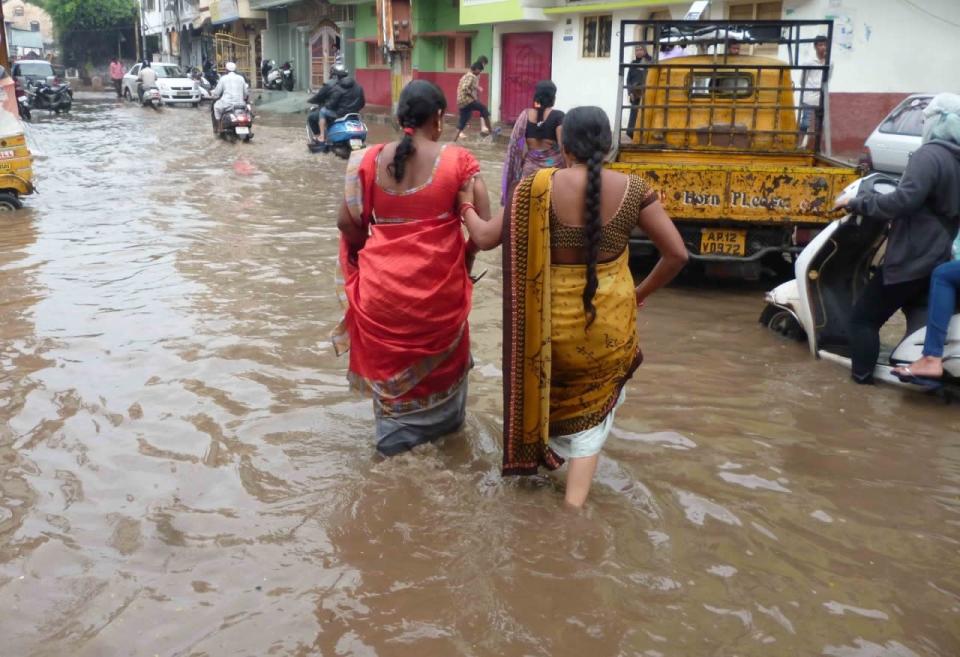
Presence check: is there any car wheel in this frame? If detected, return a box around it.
[0,193,22,211]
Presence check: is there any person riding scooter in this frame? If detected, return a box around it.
[835,92,960,385]
[307,65,365,148]
[137,61,157,103]
[211,62,249,135]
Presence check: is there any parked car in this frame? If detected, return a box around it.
[858,94,932,175]
[122,63,200,106]
[12,59,56,88]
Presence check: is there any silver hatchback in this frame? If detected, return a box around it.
[859,94,932,175]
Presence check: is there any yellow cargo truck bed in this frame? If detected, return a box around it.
[610,151,858,227]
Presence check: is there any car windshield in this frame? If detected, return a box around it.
[17,62,53,78]
[879,97,930,137]
[154,65,184,78]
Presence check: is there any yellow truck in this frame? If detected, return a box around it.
[613,19,858,278]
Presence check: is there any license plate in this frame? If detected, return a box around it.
[235,126,250,135]
[176,92,191,97]
[349,139,362,149]
[700,229,746,256]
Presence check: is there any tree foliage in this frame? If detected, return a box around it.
[26,0,139,66]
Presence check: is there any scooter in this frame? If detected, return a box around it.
[213,102,254,142]
[140,85,162,110]
[262,61,295,91]
[759,173,960,392]
[306,110,368,159]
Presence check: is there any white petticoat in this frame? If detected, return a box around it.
[548,389,626,460]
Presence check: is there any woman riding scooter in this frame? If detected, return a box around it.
[887,94,960,387]
[836,92,960,385]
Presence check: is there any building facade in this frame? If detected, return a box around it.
[349,0,493,113]
[462,0,960,153]
[2,0,54,53]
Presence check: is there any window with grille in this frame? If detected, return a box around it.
[582,15,612,58]
[728,2,783,56]
[30,21,39,32]
[14,6,24,16]
[445,36,472,70]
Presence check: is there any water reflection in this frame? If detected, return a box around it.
[0,94,957,657]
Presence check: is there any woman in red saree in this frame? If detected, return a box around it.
[333,80,500,456]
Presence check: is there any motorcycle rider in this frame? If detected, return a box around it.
[260,58,274,88]
[203,60,219,88]
[137,61,157,103]
[307,65,365,148]
[211,62,250,134]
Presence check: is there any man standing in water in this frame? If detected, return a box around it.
[109,58,125,99]
[454,58,491,142]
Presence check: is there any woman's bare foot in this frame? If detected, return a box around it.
[892,355,944,379]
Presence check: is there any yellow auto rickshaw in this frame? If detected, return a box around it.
[0,65,34,210]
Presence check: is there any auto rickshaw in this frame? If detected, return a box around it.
[0,65,34,210]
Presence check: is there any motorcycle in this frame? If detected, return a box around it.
[25,78,72,114]
[140,85,162,109]
[262,60,295,91]
[15,81,31,120]
[191,69,212,102]
[307,110,368,159]
[213,102,254,142]
[759,173,960,393]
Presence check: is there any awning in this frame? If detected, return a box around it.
[416,30,478,38]
[544,0,665,14]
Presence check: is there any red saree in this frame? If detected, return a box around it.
[333,144,480,415]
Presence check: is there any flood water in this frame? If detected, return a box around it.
[1,93,958,657]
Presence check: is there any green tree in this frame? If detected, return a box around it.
[29,0,138,67]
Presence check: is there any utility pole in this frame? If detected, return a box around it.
[0,0,9,70]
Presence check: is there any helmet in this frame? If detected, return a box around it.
[331,64,348,78]
[225,62,237,72]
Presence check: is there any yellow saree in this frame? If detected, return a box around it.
[502,169,643,475]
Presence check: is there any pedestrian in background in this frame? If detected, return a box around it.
[109,58,125,99]
[501,80,565,205]
[454,58,491,142]
[798,35,829,148]
[625,45,652,140]
[837,92,960,385]
[333,80,499,455]
[501,107,686,506]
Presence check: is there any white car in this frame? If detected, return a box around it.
[122,62,201,106]
[859,94,932,175]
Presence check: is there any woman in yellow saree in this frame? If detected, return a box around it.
[501,106,688,507]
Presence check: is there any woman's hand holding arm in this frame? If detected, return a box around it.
[634,199,687,306]
[459,176,502,250]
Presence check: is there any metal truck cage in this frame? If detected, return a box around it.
[615,19,834,156]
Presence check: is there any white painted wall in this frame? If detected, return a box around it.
[781,0,960,94]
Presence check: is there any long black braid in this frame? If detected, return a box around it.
[387,80,447,183]
[560,106,613,327]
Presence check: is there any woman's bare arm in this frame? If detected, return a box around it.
[459,176,501,250]
[337,202,367,258]
[634,199,687,304]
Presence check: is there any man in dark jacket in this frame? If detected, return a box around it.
[308,66,366,146]
[838,121,960,383]
[625,45,652,139]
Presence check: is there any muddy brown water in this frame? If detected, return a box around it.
[0,94,958,657]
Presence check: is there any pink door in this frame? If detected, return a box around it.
[501,32,553,123]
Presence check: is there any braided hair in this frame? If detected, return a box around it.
[532,80,557,125]
[561,107,613,327]
[388,80,447,183]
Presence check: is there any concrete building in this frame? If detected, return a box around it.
[349,0,493,111]
[461,0,960,153]
[2,0,54,54]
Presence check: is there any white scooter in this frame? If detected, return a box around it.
[759,173,960,392]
